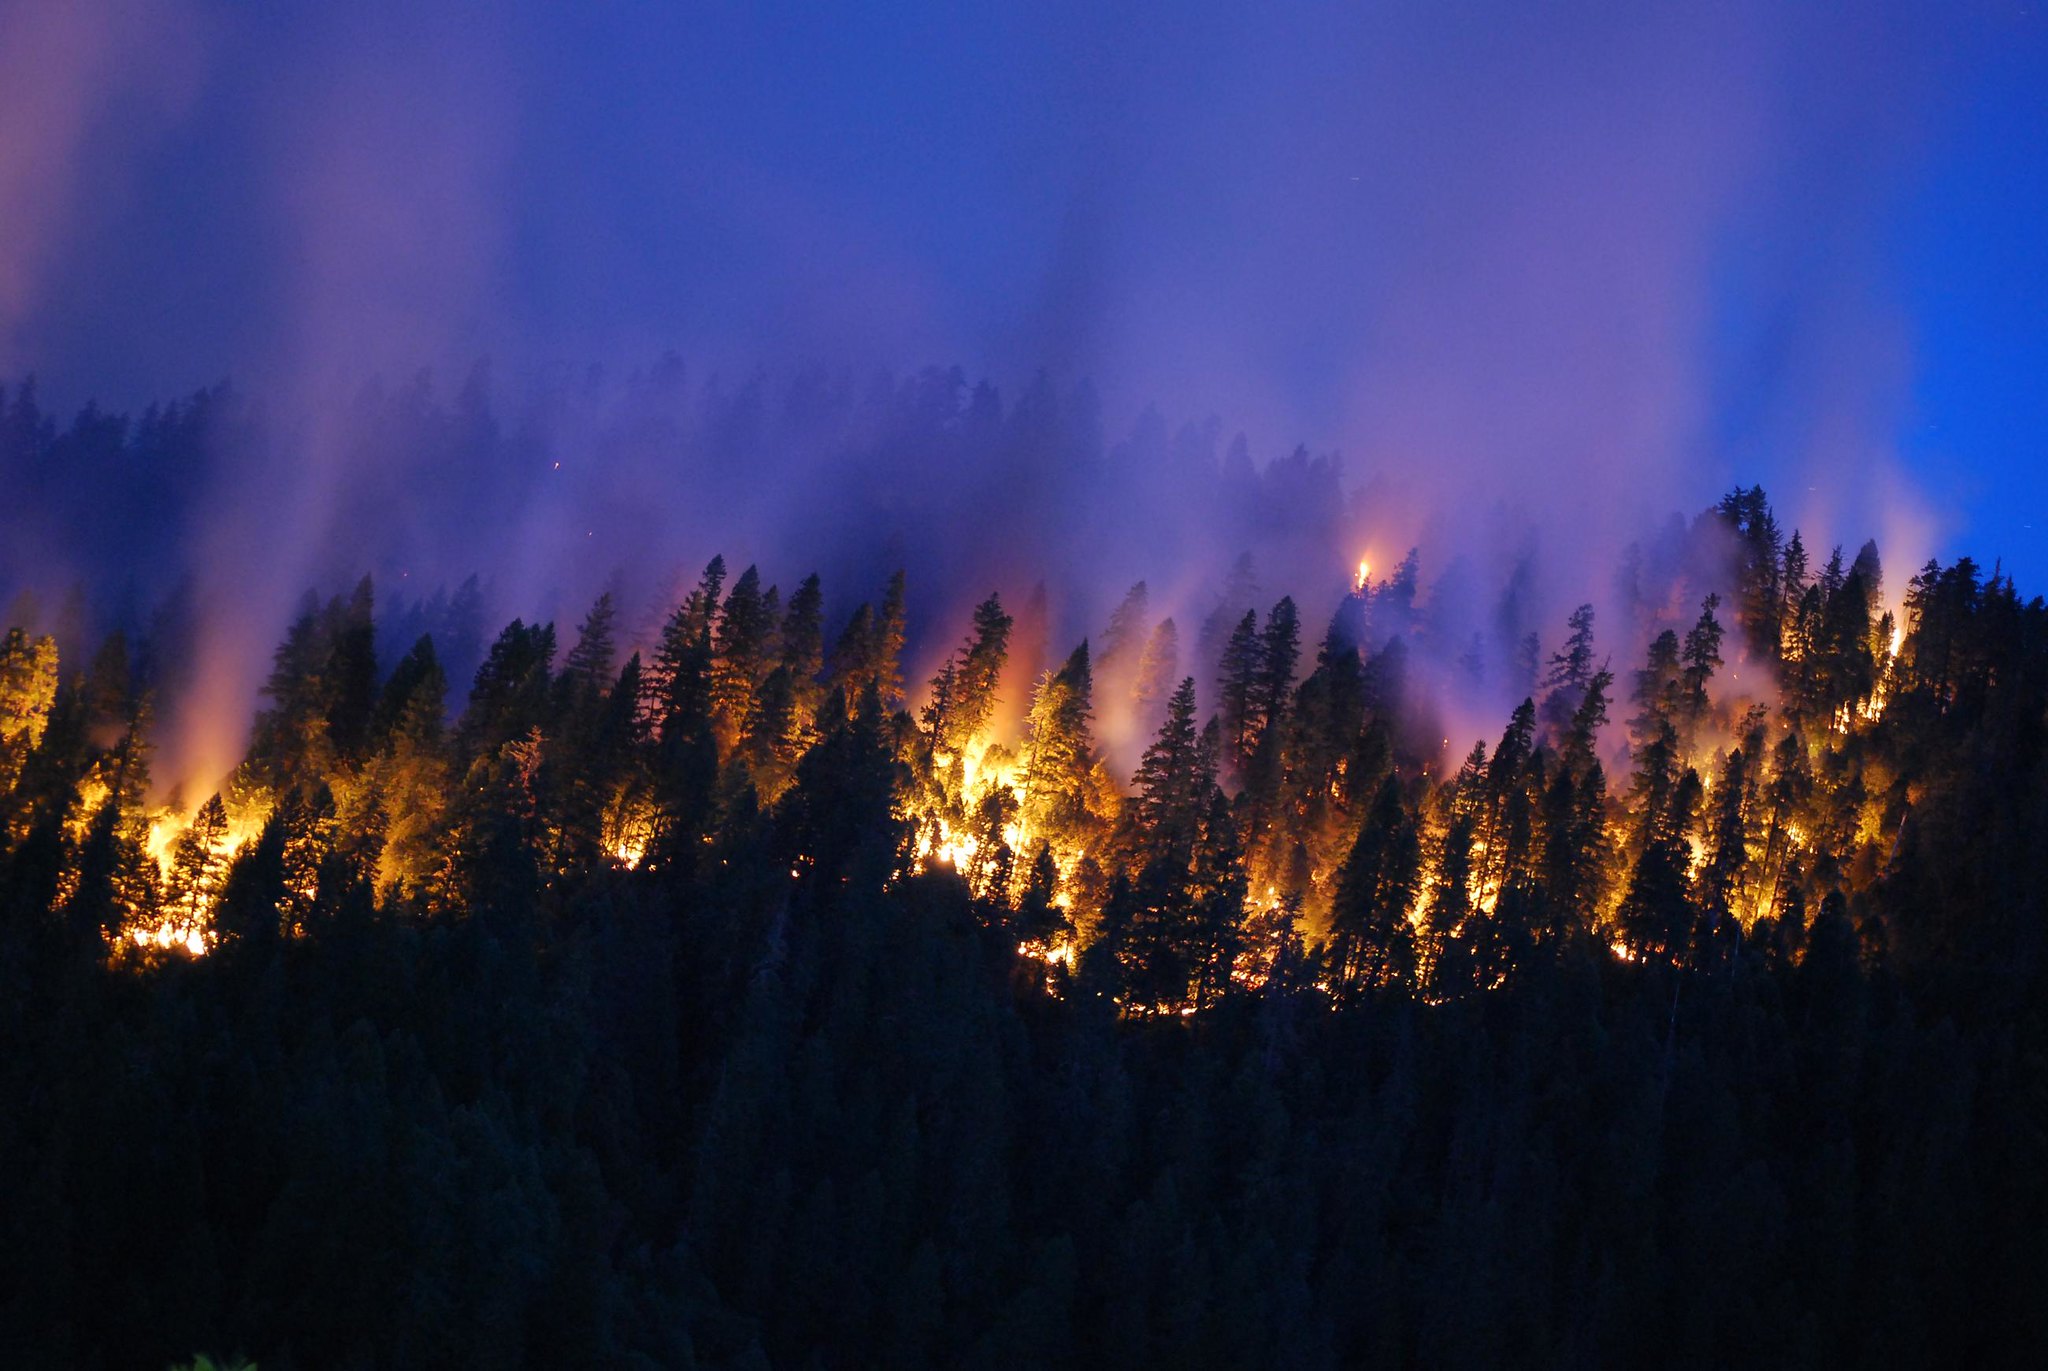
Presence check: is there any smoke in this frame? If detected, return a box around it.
[0,1,202,366]
[0,0,2027,793]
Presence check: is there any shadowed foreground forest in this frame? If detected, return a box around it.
[2,392,2046,1366]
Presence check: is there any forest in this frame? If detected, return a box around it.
[1,376,2046,1368]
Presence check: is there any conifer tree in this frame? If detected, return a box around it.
[1184,786,1248,1009]
[374,646,449,899]
[944,594,1013,755]
[1330,773,1420,997]
[1678,593,1725,742]
[1252,596,1302,751]
[457,619,557,762]
[779,574,825,688]
[1781,528,1811,639]
[325,576,377,761]
[1216,610,1262,773]
[1014,844,1063,948]
[1021,643,1099,860]
[246,594,333,788]
[1629,629,1682,753]
[1476,699,1538,907]
[712,566,777,756]
[1698,745,1754,931]
[0,628,59,793]
[1717,485,1784,660]
[876,569,908,710]
[162,793,230,929]
[1130,678,1214,871]
[1423,742,1488,992]
[1620,768,1703,960]
[646,555,726,722]
[212,807,289,955]
[825,570,909,715]
[1538,756,1609,936]
[562,590,618,699]
[1538,604,1597,736]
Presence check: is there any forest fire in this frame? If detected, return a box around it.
[0,436,2028,1370]
[5,0,2044,1359]
[0,484,1962,1010]
[125,799,272,957]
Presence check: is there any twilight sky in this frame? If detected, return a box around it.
[3,0,2046,583]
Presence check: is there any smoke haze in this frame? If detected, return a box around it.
[1,0,2043,785]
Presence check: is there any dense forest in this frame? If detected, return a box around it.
[2,376,2046,1367]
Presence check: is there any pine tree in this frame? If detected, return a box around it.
[213,808,290,955]
[1698,745,1754,932]
[1475,699,1538,908]
[875,569,908,710]
[646,555,726,722]
[828,603,877,713]
[374,647,449,899]
[709,566,778,757]
[1015,844,1064,948]
[1717,485,1784,660]
[1184,786,1248,1009]
[650,577,719,873]
[1540,668,1615,935]
[1422,743,1488,993]
[1330,773,1420,997]
[84,629,135,740]
[1559,667,1613,778]
[1629,629,1682,753]
[946,594,1013,754]
[1781,529,1810,632]
[1252,596,1302,751]
[1678,593,1725,742]
[1216,610,1262,774]
[325,575,377,761]
[1620,768,1703,960]
[1130,678,1214,871]
[825,570,908,714]
[246,594,332,788]
[162,793,230,930]
[1021,643,1099,860]
[1539,755,1610,937]
[0,628,59,793]
[562,590,618,698]
[457,619,557,762]
[1539,604,1596,736]
[780,574,825,685]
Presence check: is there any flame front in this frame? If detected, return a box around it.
[0,489,1960,1019]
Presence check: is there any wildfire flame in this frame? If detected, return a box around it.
[128,800,272,958]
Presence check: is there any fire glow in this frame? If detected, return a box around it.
[0,485,1949,1017]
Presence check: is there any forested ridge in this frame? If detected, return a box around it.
[2,377,2046,1366]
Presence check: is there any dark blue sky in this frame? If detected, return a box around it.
[4,0,2046,584]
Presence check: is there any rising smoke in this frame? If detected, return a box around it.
[0,0,2004,793]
